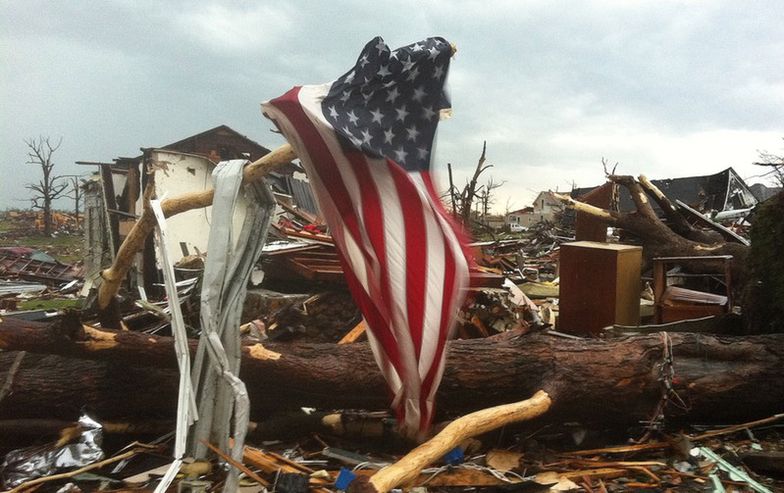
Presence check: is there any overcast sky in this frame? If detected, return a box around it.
[3,1,784,213]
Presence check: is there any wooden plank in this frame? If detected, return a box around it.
[291,259,341,268]
[468,270,506,288]
[338,320,367,344]
[675,199,750,246]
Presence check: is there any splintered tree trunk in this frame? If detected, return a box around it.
[555,175,750,281]
[0,318,782,427]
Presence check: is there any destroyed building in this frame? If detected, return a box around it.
[77,125,316,296]
[572,166,759,216]
[3,156,783,492]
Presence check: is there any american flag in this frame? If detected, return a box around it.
[262,36,470,439]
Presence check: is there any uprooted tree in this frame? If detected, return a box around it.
[555,172,784,334]
[554,174,750,280]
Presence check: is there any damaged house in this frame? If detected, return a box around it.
[506,191,562,230]
[572,167,759,218]
[78,125,316,295]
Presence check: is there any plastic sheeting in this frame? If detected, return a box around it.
[1,414,104,489]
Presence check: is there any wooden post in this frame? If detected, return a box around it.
[447,162,457,218]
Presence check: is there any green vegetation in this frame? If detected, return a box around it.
[744,192,784,333]
[18,298,83,311]
[0,212,83,264]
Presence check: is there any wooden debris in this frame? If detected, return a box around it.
[338,320,367,344]
[354,391,552,493]
[485,449,523,472]
[567,412,784,457]
[693,413,784,440]
[203,441,269,487]
[242,446,332,493]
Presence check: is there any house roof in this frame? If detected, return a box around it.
[572,167,757,213]
[104,125,301,174]
[533,190,560,203]
[161,124,266,155]
[161,125,303,175]
[749,183,783,202]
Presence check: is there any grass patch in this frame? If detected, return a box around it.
[18,298,83,311]
[0,213,83,264]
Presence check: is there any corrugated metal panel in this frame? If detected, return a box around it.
[287,177,320,216]
[0,280,47,295]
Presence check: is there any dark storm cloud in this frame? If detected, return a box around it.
[2,1,783,211]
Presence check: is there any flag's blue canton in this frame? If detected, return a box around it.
[322,36,452,172]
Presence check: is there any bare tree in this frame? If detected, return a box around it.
[24,136,68,235]
[64,175,87,227]
[445,143,508,235]
[478,176,505,222]
[754,142,784,187]
[450,141,493,227]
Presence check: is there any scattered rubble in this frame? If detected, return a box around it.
[1,157,783,492]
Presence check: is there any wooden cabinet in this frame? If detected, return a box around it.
[558,241,642,336]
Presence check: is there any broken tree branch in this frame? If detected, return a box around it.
[552,192,619,225]
[357,391,552,493]
[567,412,784,458]
[553,176,749,281]
[96,143,296,312]
[637,175,721,244]
[608,175,657,221]
[7,445,150,493]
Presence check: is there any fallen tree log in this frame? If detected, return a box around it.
[0,316,782,427]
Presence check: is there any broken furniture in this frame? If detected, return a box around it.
[652,255,733,324]
[558,241,642,336]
